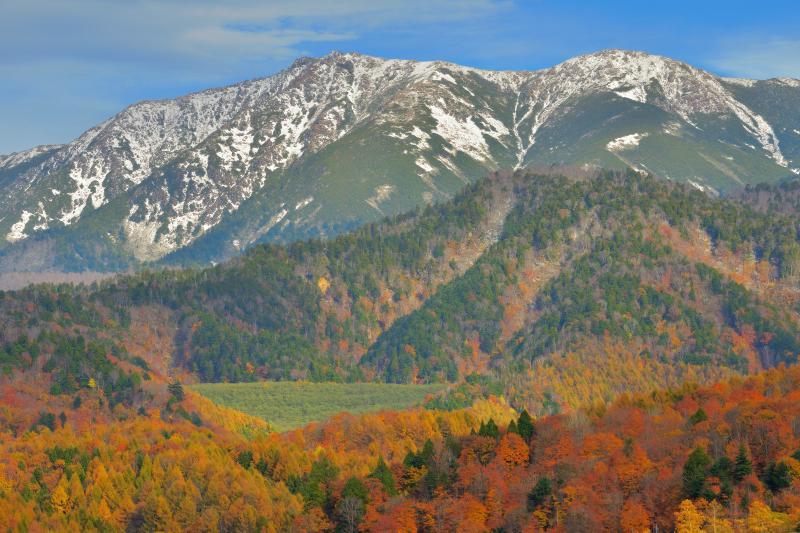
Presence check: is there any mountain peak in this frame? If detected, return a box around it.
[0,144,63,170]
[1,49,798,272]
[322,50,365,60]
[555,48,694,73]
[775,77,800,88]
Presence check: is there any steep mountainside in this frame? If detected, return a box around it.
[1,50,798,272]
[1,170,799,420]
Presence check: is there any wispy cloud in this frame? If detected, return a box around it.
[0,0,506,152]
[2,0,505,71]
[3,0,798,154]
[709,38,800,79]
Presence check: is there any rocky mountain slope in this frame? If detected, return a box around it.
[1,50,798,272]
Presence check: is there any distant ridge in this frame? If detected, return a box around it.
[0,49,798,272]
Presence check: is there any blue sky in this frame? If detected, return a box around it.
[2,0,799,153]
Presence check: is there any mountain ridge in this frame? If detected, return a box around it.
[1,49,799,272]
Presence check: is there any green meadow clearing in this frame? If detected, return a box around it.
[191,381,447,432]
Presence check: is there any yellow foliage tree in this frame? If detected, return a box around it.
[51,479,71,514]
[746,500,793,533]
[675,499,705,533]
[68,473,85,509]
[0,475,13,496]
[317,276,330,294]
[95,498,114,524]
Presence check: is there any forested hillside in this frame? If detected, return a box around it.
[1,169,799,426]
[1,168,800,530]
[4,352,800,530]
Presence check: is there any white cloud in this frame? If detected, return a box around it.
[0,0,507,152]
[1,0,504,68]
[709,38,800,80]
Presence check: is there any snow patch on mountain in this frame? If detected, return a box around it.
[280,99,312,160]
[416,156,436,174]
[663,122,682,136]
[429,105,491,161]
[721,77,757,87]
[607,133,649,152]
[430,71,457,85]
[164,199,214,249]
[32,203,50,231]
[479,113,511,142]
[410,126,431,151]
[512,84,575,167]
[261,208,288,235]
[723,97,788,167]
[366,184,396,213]
[775,78,800,88]
[6,211,33,242]
[688,179,718,195]
[295,197,314,210]
[0,145,62,170]
[60,163,107,225]
[614,86,648,103]
[217,122,255,172]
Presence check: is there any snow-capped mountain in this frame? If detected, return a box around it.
[1,49,799,272]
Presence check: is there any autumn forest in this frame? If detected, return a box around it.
[2,169,800,531]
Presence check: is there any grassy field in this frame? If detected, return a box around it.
[190,381,446,432]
